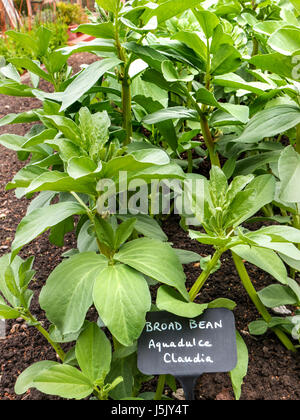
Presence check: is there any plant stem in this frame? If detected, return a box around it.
[154,374,166,400]
[189,247,225,301]
[231,251,296,352]
[200,114,221,168]
[187,149,193,173]
[121,76,133,145]
[184,89,220,167]
[24,311,65,361]
[114,9,132,146]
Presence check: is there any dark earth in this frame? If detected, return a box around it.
[0,53,299,401]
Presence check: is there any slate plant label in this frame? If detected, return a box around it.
[138,308,237,377]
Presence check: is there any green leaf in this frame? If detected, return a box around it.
[142,107,198,125]
[105,353,135,399]
[60,58,122,111]
[93,264,151,346]
[172,31,207,62]
[207,298,236,310]
[213,72,271,95]
[19,170,97,197]
[156,286,207,318]
[268,27,300,56]
[33,364,94,400]
[0,111,40,127]
[209,165,228,207]
[189,230,231,246]
[174,249,200,265]
[0,304,20,319]
[248,319,269,335]
[118,214,168,242]
[6,30,38,55]
[253,225,300,244]
[249,53,296,80]
[115,238,188,300]
[100,149,170,179]
[134,95,178,151]
[232,245,288,284]
[39,252,108,335]
[229,331,248,400]
[94,215,115,249]
[75,322,112,383]
[0,254,24,306]
[79,107,110,160]
[0,79,34,97]
[11,202,86,258]
[224,174,275,229]
[0,133,31,152]
[147,0,206,24]
[235,105,300,144]
[67,157,102,180]
[278,145,300,203]
[192,9,220,39]
[196,88,249,123]
[114,218,137,250]
[73,22,115,39]
[211,44,241,75]
[9,58,52,82]
[161,60,194,82]
[258,284,298,308]
[22,128,57,148]
[39,114,81,145]
[15,361,57,395]
[233,151,281,176]
[96,0,120,13]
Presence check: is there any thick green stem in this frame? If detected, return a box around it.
[122,77,133,145]
[200,114,221,168]
[25,312,65,361]
[114,9,132,146]
[154,374,166,400]
[189,247,225,301]
[185,89,220,167]
[187,149,193,173]
[231,251,296,352]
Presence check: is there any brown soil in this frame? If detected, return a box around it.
[0,53,299,401]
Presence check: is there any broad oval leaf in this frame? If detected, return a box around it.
[15,361,57,395]
[231,245,288,284]
[11,202,86,259]
[60,58,122,111]
[114,238,189,300]
[156,286,207,318]
[278,145,300,203]
[75,322,112,383]
[235,105,300,144]
[93,264,151,346]
[39,252,108,334]
[268,27,300,56]
[33,363,94,400]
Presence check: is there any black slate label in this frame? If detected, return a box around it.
[138,308,237,377]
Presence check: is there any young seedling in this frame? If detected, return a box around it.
[185,166,298,352]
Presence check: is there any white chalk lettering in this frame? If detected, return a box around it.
[189,319,223,330]
[145,321,182,332]
[163,352,214,364]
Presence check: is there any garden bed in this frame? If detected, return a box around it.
[0,52,299,401]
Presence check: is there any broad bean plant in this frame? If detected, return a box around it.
[0,0,299,401]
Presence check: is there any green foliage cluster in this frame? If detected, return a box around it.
[0,21,68,65]
[0,0,299,401]
[56,1,88,26]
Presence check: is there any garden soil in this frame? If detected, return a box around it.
[0,53,299,401]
